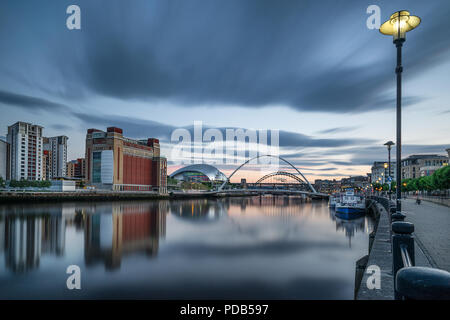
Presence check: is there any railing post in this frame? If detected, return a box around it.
[396,267,450,300]
[392,221,415,300]
[391,211,406,222]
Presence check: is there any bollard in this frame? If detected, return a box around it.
[392,221,415,300]
[391,211,406,222]
[396,267,450,300]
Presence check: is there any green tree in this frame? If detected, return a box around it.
[431,166,450,190]
[0,176,5,188]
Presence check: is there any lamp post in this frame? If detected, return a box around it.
[380,11,421,214]
[384,141,395,200]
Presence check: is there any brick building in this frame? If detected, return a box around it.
[85,127,167,193]
[66,158,86,179]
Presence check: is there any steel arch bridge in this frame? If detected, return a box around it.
[218,154,317,193]
[255,171,306,185]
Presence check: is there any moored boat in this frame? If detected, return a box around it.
[335,189,365,219]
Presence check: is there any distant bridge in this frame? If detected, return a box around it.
[255,171,306,184]
[218,155,322,197]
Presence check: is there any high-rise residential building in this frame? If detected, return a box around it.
[7,122,43,181]
[371,161,397,184]
[42,150,51,180]
[66,158,86,179]
[85,127,167,193]
[401,154,448,179]
[43,136,68,179]
[0,138,10,180]
[446,148,450,159]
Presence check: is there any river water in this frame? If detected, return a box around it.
[0,196,374,299]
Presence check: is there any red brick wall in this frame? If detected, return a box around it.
[123,154,153,185]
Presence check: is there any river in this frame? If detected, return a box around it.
[0,196,374,299]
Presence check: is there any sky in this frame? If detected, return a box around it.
[0,0,449,183]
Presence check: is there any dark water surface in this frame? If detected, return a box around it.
[0,196,374,299]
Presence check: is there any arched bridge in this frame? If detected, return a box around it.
[255,171,306,184]
[218,155,320,195]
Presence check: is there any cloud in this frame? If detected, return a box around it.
[316,144,450,166]
[316,126,359,135]
[71,112,376,148]
[0,89,68,112]
[3,1,448,114]
[49,124,72,131]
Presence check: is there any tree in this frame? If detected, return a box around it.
[431,166,450,190]
[0,176,5,188]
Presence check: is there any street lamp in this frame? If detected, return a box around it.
[384,141,394,200]
[380,11,421,214]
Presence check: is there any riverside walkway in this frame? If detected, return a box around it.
[356,197,436,300]
[403,198,450,272]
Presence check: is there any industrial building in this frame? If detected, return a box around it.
[85,127,167,193]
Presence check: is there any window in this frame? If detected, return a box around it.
[92,151,102,183]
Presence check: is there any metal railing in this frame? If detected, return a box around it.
[369,196,450,300]
[368,195,396,214]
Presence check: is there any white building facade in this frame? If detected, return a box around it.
[7,122,43,181]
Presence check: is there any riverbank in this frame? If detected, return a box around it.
[355,199,394,300]
[0,190,273,203]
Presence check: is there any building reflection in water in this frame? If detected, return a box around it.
[0,197,372,274]
[329,208,374,248]
[84,202,167,270]
[169,199,227,221]
[0,206,66,273]
[0,201,167,273]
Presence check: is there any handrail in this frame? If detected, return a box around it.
[400,244,412,268]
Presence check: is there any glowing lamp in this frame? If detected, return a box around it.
[380,11,421,42]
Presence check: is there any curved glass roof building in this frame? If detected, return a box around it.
[170,164,227,183]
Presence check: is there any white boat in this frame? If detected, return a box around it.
[335,189,365,219]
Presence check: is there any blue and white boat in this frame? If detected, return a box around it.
[335,189,365,219]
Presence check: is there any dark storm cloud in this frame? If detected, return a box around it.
[279,131,376,147]
[79,0,449,112]
[0,89,68,112]
[316,126,359,135]
[2,0,448,113]
[71,112,375,148]
[72,112,177,140]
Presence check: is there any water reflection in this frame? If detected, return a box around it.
[0,202,167,273]
[2,213,65,273]
[0,196,375,299]
[84,203,167,270]
[170,200,227,221]
[328,208,373,248]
